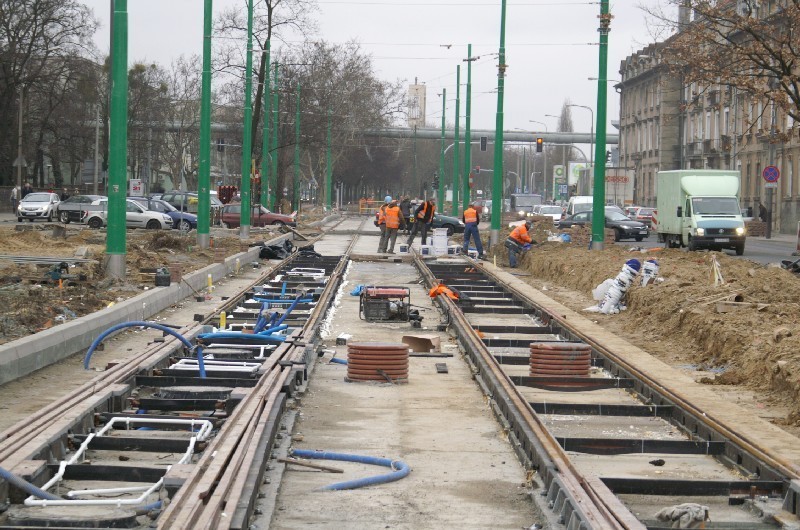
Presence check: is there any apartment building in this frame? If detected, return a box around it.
[618,1,800,233]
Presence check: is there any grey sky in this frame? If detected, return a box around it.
[81,0,659,142]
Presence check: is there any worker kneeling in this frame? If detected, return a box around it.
[505,220,534,268]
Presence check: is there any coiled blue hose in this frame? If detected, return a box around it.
[290,449,410,491]
[0,466,61,500]
[82,321,205,377]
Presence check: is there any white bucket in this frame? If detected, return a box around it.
[399,244,409,254]
[420,245,433,256]
[447,245,461,255]
[467,249,479,259]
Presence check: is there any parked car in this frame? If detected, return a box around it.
[85,199,174,230]
[633,207,656,227]
[221,203,296,228]
[160,191,224,215]
[557,210,650,241]
[56,195,106,223]
[430,213,465,235]
[535,205,564,224]
[129,196,198,232]
[17,192,60,222]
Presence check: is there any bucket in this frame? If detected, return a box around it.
[155,267,171,287]
[467,249,479,259]
[447,245,461,255]
[420,245,433,256]
[399,244,409,254]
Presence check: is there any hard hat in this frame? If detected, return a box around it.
[384,195,392,203]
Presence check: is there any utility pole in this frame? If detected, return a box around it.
[590,0,611,250]
[197,0,213,250]
[106,0,128,279]
[490,0,508,246]
[93,105,100,194]
[439,88,446,204]
[463,44,474,211]
[326,108,332,210]
[260,40,271,209]
[293,82,301,212]
[453,65,461,215]
[270,63,279,210]
[16,85,25,192]
[239,0,254,239]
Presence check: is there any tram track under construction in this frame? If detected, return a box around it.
[0,214,799,529]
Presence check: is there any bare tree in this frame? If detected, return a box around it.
[0,0,98,184]
[655,1,800,135]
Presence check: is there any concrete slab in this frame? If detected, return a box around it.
[268,259,541,528]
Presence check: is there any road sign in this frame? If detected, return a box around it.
[765,182,778,188]
[12,156,27,168]
[763,165,780,183]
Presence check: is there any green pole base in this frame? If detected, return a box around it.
[489,229,500,247]
[240,224,250,240]
[590,241,605,251]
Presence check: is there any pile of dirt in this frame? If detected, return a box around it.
[487,236,800,427]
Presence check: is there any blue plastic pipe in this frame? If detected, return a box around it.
[290,450,410,491]
[280,281,287,296]
[329,357,348,365]
[275,294,304,327]
[83,322,203,376]
[0,466,61,500]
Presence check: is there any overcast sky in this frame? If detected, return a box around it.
[80,0,663,143]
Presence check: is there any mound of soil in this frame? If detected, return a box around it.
[487,229,800,430]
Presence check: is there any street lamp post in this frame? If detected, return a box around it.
[490,0,508,246]
[567,104,594,168]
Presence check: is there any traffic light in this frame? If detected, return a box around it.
[475,166,480,174]
[536,137,543,153]
[605,150,612,165]
[480,136,488,151]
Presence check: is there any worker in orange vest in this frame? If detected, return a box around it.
[375,195,390,253]
[380,198,405,253]
[407,197,436,247]
[506,220,534,268]
[462,202,484,259]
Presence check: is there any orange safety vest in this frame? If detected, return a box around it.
[429,283,459,300]
[509,224,532,244]
[385,205,401,229]
[377,205,387,225]
[464,207,478,224]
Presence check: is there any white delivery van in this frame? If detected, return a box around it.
[565,196,593,217]
[656,170,746,255]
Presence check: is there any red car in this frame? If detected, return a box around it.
[221,203,296,228]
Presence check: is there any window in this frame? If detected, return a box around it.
[723,107,730,135]
[787,156,794,198]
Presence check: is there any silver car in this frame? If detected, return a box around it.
[17,192,60,222]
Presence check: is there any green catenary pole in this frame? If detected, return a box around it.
[293,82,300,212]
[239,0,254,239]
[260,40,271,209]
[452,65,461,215]
[439,88,446,204]
[463,43,473,210]
[197,0,212,250]
[326,108,332,210]
[490,0,507,246]
[106,0,128,279]
[270,63,279,210]
[591,0,610,250]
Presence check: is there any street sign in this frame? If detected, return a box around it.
[129,179,143,195]
[765,182,778,188]
[12,156,27,168]
[763,165,780,183]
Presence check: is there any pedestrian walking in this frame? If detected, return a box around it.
[462,202,484,259]
[60,188,70,201]
[505,220,534,268]
[383,198,404,253]
[407,197,436,246]
[9,186,19,214]
[21,182,33,199]
[376,195,391,253]
[399,196,412,234]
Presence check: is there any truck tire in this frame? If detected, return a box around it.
[687,237,697,251]
[735,243,745,256]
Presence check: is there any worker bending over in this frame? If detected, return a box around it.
[506,220,534,268]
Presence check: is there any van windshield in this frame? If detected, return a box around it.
[572,202,592,213]
[511,195,542,208]
[691,197,741,215]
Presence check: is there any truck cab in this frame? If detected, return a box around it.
[656,170,746,255]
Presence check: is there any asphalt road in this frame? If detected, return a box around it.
[613,232,797,266]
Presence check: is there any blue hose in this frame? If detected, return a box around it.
[281,281,287,296]
[253,297,312,304]
[290,450,410,491]
[197,332,286,344]
[0,466,61,500]
[275,294,304,327]
[83,322,198,374]
[135,500,162,515]
[329,357,348,365]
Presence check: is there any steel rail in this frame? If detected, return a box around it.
[157,216,363,529]
[413,253,634,530]
[481,261,800,483]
